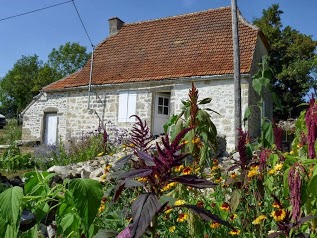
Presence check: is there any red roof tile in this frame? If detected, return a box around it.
[43,6,265,91]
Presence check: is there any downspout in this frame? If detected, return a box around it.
[88,46,95,110]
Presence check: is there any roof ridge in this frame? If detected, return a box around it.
[237,8,259,31]
[125,6,231,26]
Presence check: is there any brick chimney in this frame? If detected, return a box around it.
[108,17,124,36]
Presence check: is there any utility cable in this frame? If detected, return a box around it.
[71,0,94,47]
[0,0,73,22]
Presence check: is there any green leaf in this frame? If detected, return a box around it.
[163,114,178,134]
[69,178,103,235]
[243,107,251,124]
[24,171,56,196]
[229,189,241,213]
[60,213,80,237]
[308,175,317,197]
[198,97,212,104]
[0,186,23,226]
[262,120,274,148]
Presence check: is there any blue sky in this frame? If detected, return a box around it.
[0,0,316,78]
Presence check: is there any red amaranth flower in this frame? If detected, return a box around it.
[273,122,283,150]
[305,96,317,159]
[288,163,304,222]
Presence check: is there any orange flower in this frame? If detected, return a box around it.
[177,213,188,222]
[220,202,230,212]
[230,213,237,220]
[182,166,192,175]
[210,221,221,229]
[229,228,240,235]
[197,201,204,208]
[272,201,282,209]
[230,172,237,179]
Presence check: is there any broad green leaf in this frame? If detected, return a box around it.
[4,225,17,238]
[69,179,103,234]
[229,189,241,213]
[60,213,80,237]
[262,120,274,148]
[0,186,23,226]
[308,175,317,197]
[24,171,56,196]
[163,114,178,134]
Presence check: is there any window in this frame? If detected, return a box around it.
[118,91,136,122]
[157,96,169,115]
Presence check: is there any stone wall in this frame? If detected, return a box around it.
[22,74,266,152]
[172,78,249,151]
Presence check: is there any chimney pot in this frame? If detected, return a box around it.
[108,17,124,36]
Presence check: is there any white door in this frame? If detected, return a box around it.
[153,93,170,136]
[44,113,58,145]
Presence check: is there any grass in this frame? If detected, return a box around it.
[0,119,22,145]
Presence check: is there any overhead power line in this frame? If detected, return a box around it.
[0,0,94,47]
[0,0,73,22]
[71,0,94,47]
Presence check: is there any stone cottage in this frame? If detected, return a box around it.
[21,6,271,151]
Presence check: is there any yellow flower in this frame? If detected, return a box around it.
[211,165,219,171]
[97,152,105,156]
[165,208,172,214]
[180,140,188,145]
[271,209,286,222]
[174,165,184,173]
[192,137,201,144]
[215,177,223,183]
[182,166,192,175]
[229,229,241,235]
[290,150,294,155]
[137,177,147,182]
[98,204,105,213]
[247,166,260,178]
[210,222,221,229]
[274,163,283,171]
[230,172,237,179]
[174,200,186,206]
[176,213,188,222]
[272,201,281,209]
[252,214,267,224]
[220,202,230,212]
[169,226,176,233]
[230,213,238,220]
[161,182,177,192]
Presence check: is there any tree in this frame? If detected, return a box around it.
[0,42,90,116]
[253,4,317,120]
[0,55,42,116]
[47,42,90,78]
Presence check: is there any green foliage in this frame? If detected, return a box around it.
[0,186,23,238]
[0,42,90,116]
[48,42,90,78]
[254,4,317,119]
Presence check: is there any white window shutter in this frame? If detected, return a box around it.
[118,92,128,122]
[127,92,136,122]
[118,91,137,122]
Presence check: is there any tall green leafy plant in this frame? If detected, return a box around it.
[164,82,218,168]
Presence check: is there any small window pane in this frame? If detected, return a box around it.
[158,106,163,114]
[164,107,169,115]
[158,97,163,105]
[164,98,169,106]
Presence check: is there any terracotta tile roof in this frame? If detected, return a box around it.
[43,6,265,91]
